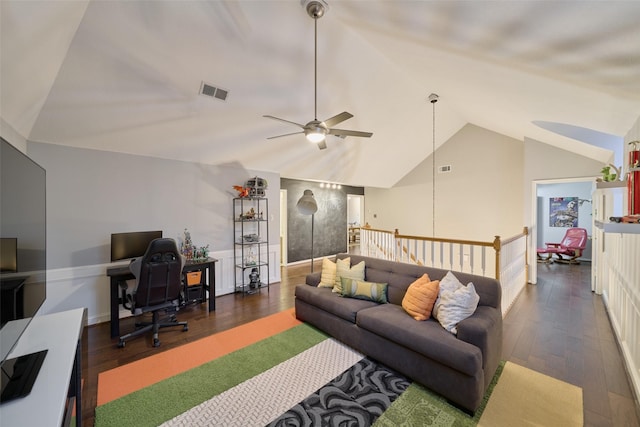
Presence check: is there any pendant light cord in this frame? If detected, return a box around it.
[430,94,438,237]
[432,101,436,237]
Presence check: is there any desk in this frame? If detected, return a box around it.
[106,258,217,338]
[0,308,86,427]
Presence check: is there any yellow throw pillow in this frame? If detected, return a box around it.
[402,274,440,321]
[333,259,364,293]
[318,258,337,288]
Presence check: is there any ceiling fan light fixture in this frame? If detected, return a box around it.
[305,122,327,142]
[264,1,372,146]
[305,130,326,143]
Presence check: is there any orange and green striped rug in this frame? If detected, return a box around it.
[95,308,583,427]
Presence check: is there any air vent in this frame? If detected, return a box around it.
[438,165,452,173]
[199,81,229,101]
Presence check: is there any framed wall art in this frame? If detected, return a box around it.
[549,197,578,227]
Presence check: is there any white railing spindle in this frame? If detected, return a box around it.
[359,227,529,318]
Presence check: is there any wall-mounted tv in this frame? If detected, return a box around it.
[0,238,18,273]
[111,230,163,262]
[1,138,48,402]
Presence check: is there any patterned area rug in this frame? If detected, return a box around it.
[95,312,583,427]
[267,358,410,426]
[160,338,366,426]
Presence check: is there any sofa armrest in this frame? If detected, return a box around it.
[456,306,502,380]
[306,272,322,287]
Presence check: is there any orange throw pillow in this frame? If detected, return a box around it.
[402,274,440,321]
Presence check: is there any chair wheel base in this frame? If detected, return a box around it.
[118,340,125,348]
[153,338,160,347]
[183,326,189,332]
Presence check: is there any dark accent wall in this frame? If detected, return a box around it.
[281,178,364,263]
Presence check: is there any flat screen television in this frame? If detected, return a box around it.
[111,230,163,262]
[0,238,18,273]
[0,138,48,403]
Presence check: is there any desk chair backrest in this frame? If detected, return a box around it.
[560,228,588,251]
[131,238,183,311]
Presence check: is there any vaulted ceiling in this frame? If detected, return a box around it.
[2,1,639,188]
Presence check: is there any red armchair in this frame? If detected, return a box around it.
[536,228,588,264]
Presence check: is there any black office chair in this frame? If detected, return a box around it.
[118,238,188,348]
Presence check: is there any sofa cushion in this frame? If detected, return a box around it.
[319,258,338,288]
[295,284,377,324]
[433,271,480,334]
[336,254,436,305]
[333,259,365,293]
[402,274,439,321]
[340,278,388,304]
[356,303,482,376]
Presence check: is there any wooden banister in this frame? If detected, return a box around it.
[360,226,529,317]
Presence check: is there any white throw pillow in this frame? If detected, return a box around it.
[333,259,365,293]
[432,271,462,318]
[433,271,480,334]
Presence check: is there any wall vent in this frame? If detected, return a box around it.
[438,165,452,173]
[200,81,229,101]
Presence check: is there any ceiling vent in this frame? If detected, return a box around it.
[438,165,452,173]
[199,81,229,101]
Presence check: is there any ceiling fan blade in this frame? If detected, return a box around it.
[328,128,373,138]
[267,131,304,140]
[317,140,327,150]
[323,112,353,128]
[263,115,305,128]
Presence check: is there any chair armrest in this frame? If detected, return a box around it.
[306,272,322,287]
[545,243,561,248]
[457,306,502,377]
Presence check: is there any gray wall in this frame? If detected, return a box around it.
[366,124,525,241]
[28,142,280,269]
[366,124,608,244]
[281,178,363,263]
[522,136,605,229]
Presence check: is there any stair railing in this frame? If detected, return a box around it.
[359,226,529,316]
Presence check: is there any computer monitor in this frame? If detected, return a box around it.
[110,230,163,262]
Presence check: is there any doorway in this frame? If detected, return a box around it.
[530,177,595,284]
[280,189,287,265]
[347,195,364,250]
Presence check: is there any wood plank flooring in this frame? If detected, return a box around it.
[504,262,639,426]
[81,259,639,426]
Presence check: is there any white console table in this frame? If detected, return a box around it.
[0,308,86,427]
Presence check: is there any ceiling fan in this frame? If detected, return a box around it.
[263,0,373,150]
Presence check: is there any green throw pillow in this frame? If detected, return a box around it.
[340,277,388,304]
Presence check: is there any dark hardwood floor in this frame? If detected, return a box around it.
[81,259,640,427]
[504,262,640,426]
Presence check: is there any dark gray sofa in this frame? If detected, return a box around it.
[294,253,502,413]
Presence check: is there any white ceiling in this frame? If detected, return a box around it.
[2,0,639,188]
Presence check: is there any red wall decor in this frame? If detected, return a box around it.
[628,141,640,215]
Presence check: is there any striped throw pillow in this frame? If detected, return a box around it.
[340,278,388,304]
